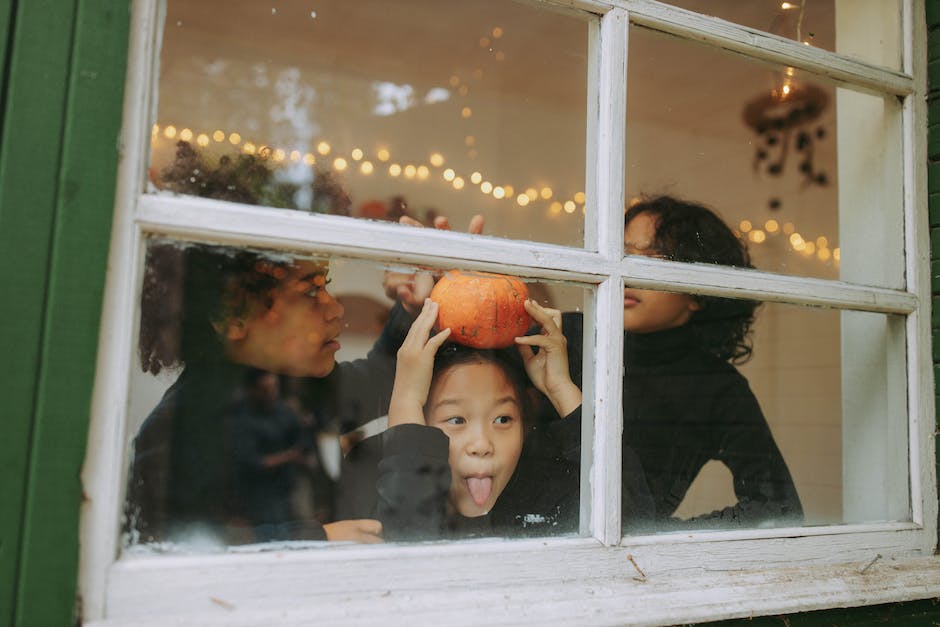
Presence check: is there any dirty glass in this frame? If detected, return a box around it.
[619,282,909,532]
[658,0,901,70]
[122,238,588,551]
[625,25,904,288]
[148,0,590,247]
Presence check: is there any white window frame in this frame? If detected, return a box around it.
[79,0,939,624]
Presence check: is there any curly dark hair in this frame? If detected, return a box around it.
[625,195,759,363]
[138,241,291,375]
[428,343,534,430]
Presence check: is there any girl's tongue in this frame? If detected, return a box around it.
[466,477,493,506]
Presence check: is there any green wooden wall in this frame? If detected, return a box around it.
[0,2,937,627]
[0,0,130,625]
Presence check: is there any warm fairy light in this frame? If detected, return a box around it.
[333,157,348,171]
[479,37,490,48]
[212,130,225,142]
[404,164,417,178]
[377,148,390,162]
[196,133,210,147]
[781,2,796,9]
[273,148,286,161]
[317,141,331,155]
[480,181,493,194]
[492,26,503,38]
[503,185,514,197]
[549,201,563,215]
[461,107,473,118]
[573,191,586,204]
[782,83,791,96]
[465,135,475,146]
[802,241,816,255]
[452,177,465,190]
[443,168,456,181]
[389,163,402,177]
[290,150,301,162]
[765,219,779,233]
[818,248,831,261]
[493,186,506,199]
[429,153,444,167]
[152,124,159,136]
[834,248,841,261]
[516,194,530,207]
[470,171,483,184]
[229,132,241,145]
[351,148,364,161]
[783,222,795,235]
[749,230,766,244]
[540,187,553,200]
[816,236,828,248]
[525,188,538,202]
[243,142,257,154]
[360,161,374,175]
[179,128,193,141]
[564,201,576,213]
[739,220,752,233]
[163,125,177,139]
[790,233,805,248]
[303,153,316,165]
[417,165,430,179]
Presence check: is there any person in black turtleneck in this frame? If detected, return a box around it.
[547,195,802,530]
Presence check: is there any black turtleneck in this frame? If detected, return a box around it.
[550,312,803,530]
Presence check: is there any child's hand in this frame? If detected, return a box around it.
[387,299,451,427]
[515,300,582,418]
[323,519,383,543]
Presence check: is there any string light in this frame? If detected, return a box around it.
[429,153,444,167]
[377,148,390,162]
[351,148,364,161]
[493,186,506,199]
[470,171,482,185]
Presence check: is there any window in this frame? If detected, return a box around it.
[79,0,937,624]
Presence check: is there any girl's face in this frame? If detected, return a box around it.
[225,261,346,377]
[426,361,525,517]
[623,212,700,333]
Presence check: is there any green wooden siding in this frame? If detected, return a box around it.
[0,0,130,625]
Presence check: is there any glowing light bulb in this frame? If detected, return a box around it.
[739,220,752,233]
[503,185,514,197]
[493,187,506,199]
[525,188,538,202]
[152,124,159,136]
[818,248,831,261]
[443,168,456,181]
[417,165,430,179]
[549,201,563,215]
[404,164,417,178]
[179,128,193,141]
[765,219,779,233]
[303,153,316,165]
[389,163,402,177]
[573,191,586,204]
[317,141,331,155]
[273,148,286,162]
[243,142,256,154]
[834,248,841,261]
[360,161,374,175]
[749,230,766,244]
[228,132,241,145]
[516,194,530,207]
[480,181,493,194]
[429,153,444,167]
[290,150,301,162]
[790,233,804,247]
[196,133,210,147]
[783,222,795,235]
[333,157,348,171]
[351,148,364,161]
[452,177,465,190]
[492,26,503,39]
[377,148,390,162]
[163,125,177,139]
[470,171,483,185]
[816,236,828,249]
[461,107,472,118]
[212,130,225,142]
[564,201,576,213]
[803,241,816,255]
[540,187,553,200]
[782,83,791,96]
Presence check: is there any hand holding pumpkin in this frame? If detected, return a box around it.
[387,299,451,428]
[429,270,532,349]
[515,299,582,418]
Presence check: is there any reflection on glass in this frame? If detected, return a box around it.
[150,0,589,246]
[626,26,903,287]
[123,242,587,550]
[611,279,909,531]
[658,0,901,70]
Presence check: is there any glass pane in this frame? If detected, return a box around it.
[625,26,904,288]
[658,0,901,70]
[616,281,908,532]
[123,238,588,551]
[149,0,590,247]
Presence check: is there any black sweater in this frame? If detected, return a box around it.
[554,313,803,529]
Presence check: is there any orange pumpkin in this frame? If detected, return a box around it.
[429,270,532,349]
